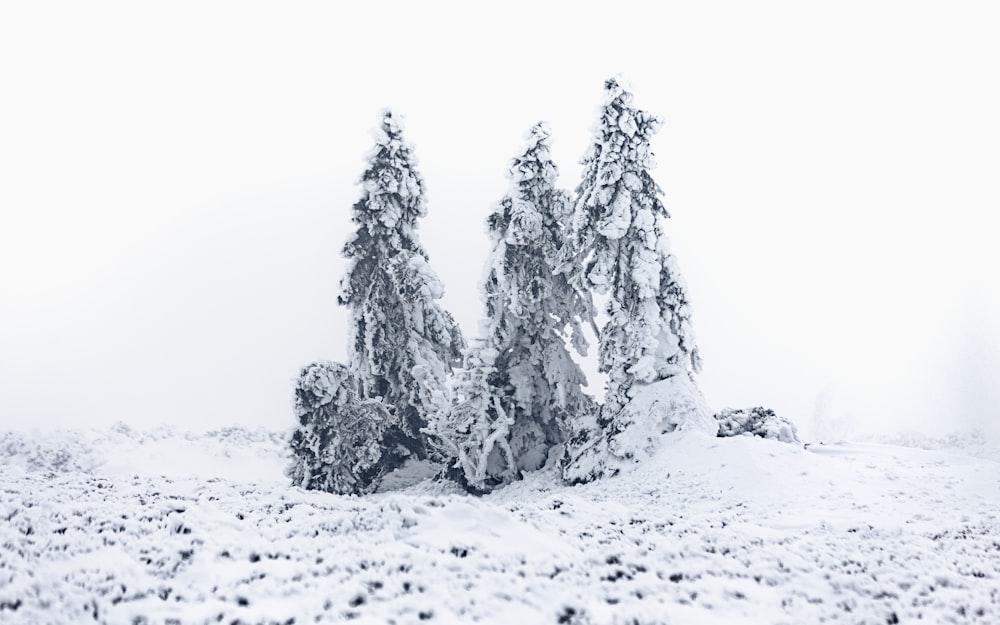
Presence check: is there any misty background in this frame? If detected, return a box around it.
[2,1,998,439]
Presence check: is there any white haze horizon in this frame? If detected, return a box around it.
[1,2,998,440]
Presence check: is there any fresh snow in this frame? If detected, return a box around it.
[2,425,998,624]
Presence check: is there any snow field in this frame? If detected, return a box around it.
[1,428,998,624]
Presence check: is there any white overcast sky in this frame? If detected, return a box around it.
[1,1,998,437]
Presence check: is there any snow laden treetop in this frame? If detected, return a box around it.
[339,110,465,463]
[562,78,713,482]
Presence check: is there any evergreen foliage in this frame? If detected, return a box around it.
[561,78,707,480]
[290,89,714,493]
[287,361,392,495]
[433,123,595,491]
[339,110,465,460]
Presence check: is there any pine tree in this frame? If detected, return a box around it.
[287,361,391,495]
[339,110,465,461]
[433,123,595,491]
[561,79,712,482]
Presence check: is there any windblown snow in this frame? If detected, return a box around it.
[1,425,998,624]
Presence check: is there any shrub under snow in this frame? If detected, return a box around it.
[287,361,395,495]
[714,406,801,445]
[0,430,99,474]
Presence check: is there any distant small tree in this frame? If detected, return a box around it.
[287,361,391,495]
[339,110,465,460]
[561,79,710,482]
[432,123,595,491]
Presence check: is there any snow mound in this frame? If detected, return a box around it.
[564,375,717,483]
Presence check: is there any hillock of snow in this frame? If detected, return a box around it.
[2,424,998,624]
[564,375,716,483]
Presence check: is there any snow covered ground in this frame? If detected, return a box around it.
[1,425,998,624]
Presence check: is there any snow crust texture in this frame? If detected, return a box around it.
[3,426,999,624]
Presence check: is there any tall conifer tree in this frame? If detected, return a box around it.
[339,110,464,460]
[433,123,594,490]
[562,79,710,481]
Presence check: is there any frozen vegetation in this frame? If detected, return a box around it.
[714,407,802,445]
[432,122,594,492]
[6,78,997,624]
[302,79,716,493]
[2,424,998,624]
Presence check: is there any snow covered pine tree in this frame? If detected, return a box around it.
[561,79,716,483]
[339,110,465,464]
[432,123,595,491]
[287,361,390,495]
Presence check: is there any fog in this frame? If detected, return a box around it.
[2,2,998,439]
